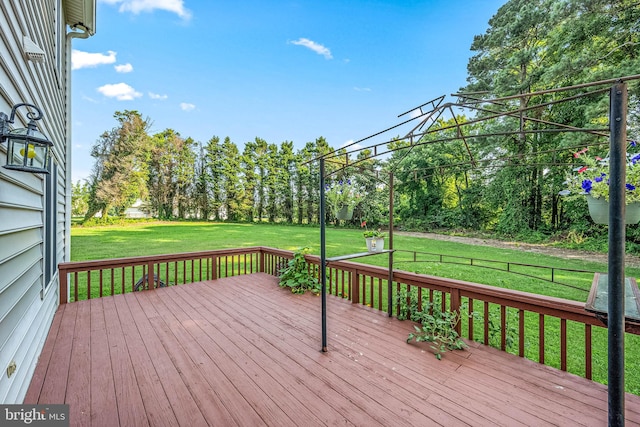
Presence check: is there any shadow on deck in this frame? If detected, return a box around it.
[26,273,640,426]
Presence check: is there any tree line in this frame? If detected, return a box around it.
[74,114,386,225]
[74,0,640,244]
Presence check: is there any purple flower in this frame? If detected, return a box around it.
[582,179,593,193]
[595,176,603,183]
[631,141,637,147]
[627,183,636,191]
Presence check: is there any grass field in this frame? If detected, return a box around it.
[71,220,640,302]
[70,221,640,394]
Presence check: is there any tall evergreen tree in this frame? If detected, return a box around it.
[220,137,242,220]
[240,140,258,221]
[193,142,212,220]
[204,136,224,220]
[278,141,296,223]
[254,138,269,221]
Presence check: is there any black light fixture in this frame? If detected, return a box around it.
[0,103,53,174]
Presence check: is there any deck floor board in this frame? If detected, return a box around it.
[26,273,640,426]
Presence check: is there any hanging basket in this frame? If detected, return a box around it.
[335,206,354,220]
[365,237,385,253]
[586,195,640,225]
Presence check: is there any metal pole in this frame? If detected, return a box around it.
[320,158,328,352]
[608,81,627,426]
[388,172,394,317]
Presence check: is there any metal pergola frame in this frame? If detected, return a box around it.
[311,74,640,426]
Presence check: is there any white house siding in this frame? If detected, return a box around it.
[0,0,72,403]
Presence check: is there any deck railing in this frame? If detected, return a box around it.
[58,247,263,303]
[59,246,638,385]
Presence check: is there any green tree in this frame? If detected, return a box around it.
[193,142,212,220]
[278,141,296,223]
[220,137,242,221]
[265,143,279,222]
[254,138,269,221]
[240,140,258,221]
[85,110,151,219]
[146,129,185,219]
[204,136,224,220]
[71,180,90,217]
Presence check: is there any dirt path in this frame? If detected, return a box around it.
[395,231,640,268]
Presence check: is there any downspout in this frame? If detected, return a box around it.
[63,27,89,270]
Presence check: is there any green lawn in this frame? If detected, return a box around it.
[71,221,640,302]
[70,221,640,394]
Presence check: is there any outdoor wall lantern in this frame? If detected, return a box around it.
[0,103,53,174]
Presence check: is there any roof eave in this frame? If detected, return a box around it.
[64,0,96,36]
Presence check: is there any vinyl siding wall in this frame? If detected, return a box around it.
[0,0,69,403]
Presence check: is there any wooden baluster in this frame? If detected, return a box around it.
[451,288,461,335]
[99,269,103,297]
[483,301,490,347]
[467,298,474,340]
[519,309,525,357]
[500,305,507,351]
[351,270,359,304]
[539,314,545,364]
[585,324,592,379]
[560,318,567,371]
[74,271,79,302]
[87,271,91,300]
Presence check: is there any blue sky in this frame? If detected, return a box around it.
[71,0,505,182]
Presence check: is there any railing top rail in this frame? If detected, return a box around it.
[59,246,265,271]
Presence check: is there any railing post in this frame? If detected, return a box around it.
[259,249,265,273]
[212,256,218,280]
[351,270,359,304]
[451,288,461,335]
[58,265,68,304]
[147,261,154,290]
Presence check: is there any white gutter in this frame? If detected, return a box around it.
[63,27,89,279]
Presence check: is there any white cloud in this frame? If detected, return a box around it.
[180,102,195,111]
[72,49,117,70]
[289,38,333,59]
[97,83,143,101]
[149,92,168,100]
[101,0,191,20]
[114,63,133,73]
[354,87,372,92]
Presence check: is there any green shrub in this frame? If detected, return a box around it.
[278,247,320,294]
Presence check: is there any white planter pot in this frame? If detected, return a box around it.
[365,237,385,253]
[586,195,640,225]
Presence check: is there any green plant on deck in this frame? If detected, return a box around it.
[407,301,468,360]
[395,288,468,359]
[278,247,320,294]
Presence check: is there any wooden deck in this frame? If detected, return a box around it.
[26,273,640,426]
